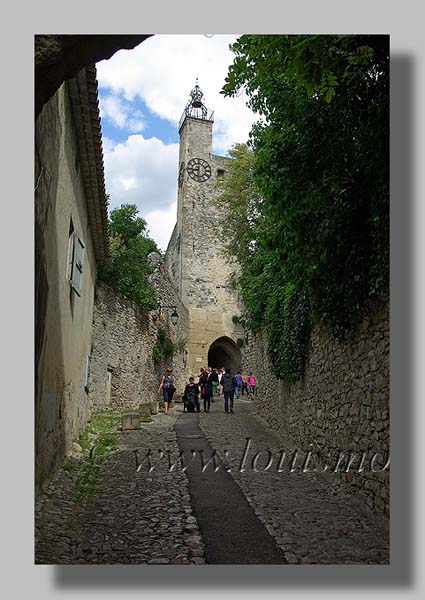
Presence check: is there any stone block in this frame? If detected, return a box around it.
[122,412,140,430]
[375,496,385,512]
[138,404,151,417]
[149,401,159,415]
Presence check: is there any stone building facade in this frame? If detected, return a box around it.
[35,66,109,494]
[89,253,189,410]
[164,83,244,378]
[242,300,390,515]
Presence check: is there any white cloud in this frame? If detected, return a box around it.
[97,34,257,154]
[121,177,136,191]
[99,93,145,132]
[144,202,177,253]
[105,134,179,214]
[101,135,115,154]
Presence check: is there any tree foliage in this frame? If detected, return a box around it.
[213,143,262,267]
[218,35,389,380]
[98,203,159,311]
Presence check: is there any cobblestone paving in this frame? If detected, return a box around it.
[36,399,389,565]
[198,398,389,564]
[35,411,205,564]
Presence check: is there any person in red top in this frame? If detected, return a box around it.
[247,372,257,399]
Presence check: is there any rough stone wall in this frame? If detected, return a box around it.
[165,223,179,281]
[89,253,189,411]
[242,300,389,515]
[147,252,190,392]
[35,83,97,494]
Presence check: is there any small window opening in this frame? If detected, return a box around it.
[67,226,85,297]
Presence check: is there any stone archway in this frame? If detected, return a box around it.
[207,336,241,372]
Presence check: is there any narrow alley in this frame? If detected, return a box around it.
[34,34,390,569]
[35,398,389,565]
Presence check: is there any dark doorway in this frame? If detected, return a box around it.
[207,336,241,372]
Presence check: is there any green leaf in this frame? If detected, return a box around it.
[325,86,335,103]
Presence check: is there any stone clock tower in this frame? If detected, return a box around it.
[165,81,244,377]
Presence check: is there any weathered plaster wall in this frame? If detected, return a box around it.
[89,254,189,410]
[242,300,389,515]
[35,82,97,493]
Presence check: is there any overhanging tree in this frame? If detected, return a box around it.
[217,35,389,380]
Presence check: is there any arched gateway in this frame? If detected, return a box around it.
[208,336,241,372]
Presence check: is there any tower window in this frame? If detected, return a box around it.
[217,169,225,178]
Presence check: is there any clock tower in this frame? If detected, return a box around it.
[165,81,243,377]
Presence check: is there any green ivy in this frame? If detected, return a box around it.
[216,35,389,382]
[153,328,176,365]
[265,285,311,380]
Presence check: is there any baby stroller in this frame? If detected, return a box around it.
[184,390,197,413]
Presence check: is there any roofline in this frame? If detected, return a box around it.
[67,65,109,262]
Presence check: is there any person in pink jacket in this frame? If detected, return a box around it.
[247,372,257,399]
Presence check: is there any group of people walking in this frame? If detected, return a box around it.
[157,367,257,415]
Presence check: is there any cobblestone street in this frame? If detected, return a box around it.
[35,398,389,565]
[198,398,389,564]
[35,411,205,565]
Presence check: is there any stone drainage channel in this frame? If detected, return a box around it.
[174,411,287,564]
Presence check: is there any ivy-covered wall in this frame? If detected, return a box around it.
[243,299,389,515]
[89,254,189,411]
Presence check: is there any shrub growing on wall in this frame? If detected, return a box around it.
[98,203,158,312]
[153,328,175,365]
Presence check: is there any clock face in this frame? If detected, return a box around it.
[187,157,211,182]
[178,162,185,187]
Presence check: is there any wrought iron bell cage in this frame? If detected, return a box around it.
[179,80,214,131]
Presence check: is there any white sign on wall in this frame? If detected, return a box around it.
[195,357,203,363]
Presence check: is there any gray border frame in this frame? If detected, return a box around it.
[2,0,424,596]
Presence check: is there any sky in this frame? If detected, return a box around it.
[96,34,257,251]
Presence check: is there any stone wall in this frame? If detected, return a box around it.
[242,300,389,515]
[147,251,190,392]
[89,253,189,411]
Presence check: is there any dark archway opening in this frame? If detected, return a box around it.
[207,336,241,372]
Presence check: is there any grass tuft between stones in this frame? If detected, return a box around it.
[66,410,121,500]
